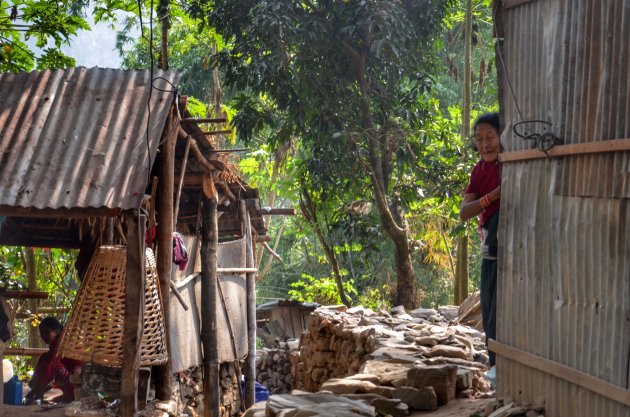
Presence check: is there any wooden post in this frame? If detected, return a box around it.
[121,213,146,417]
[241,200,256,408]
[25,247,39,368]
[201,190,220,417]
[0,347,3,417]
[155,109,177,400]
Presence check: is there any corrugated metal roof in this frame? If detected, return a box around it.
[495,0,630,415]
[0,67,180,213]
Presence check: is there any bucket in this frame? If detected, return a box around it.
[3,375,22,405]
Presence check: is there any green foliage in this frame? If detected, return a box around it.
[356,285,392,312]
[0,0,89,71]
[0,247,79,377]
[288,273,357,306]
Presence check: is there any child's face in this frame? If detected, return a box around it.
[40,328,58,345]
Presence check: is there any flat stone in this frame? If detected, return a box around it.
[456,368,474,390]
[369,385,395,398]
[266,393,375,417]
[342,394,408,417]
[319,378,378,394]
[409,308,437,319]
[344,373,381,385]
[430,344,470,361]
[407,364,457,406]
[415,336,438,347]
[243,401,266,417]
[392,386,438,411]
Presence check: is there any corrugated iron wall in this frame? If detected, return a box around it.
[495,0,630,415]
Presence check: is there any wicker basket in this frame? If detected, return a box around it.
[59,246,168,367]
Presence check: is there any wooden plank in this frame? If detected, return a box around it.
[261,208,296,216]
[155,108,177,401]
[489,339,630,406]
[0,205,120,219]
[499,138,630,163]
[0,291,48,299]
[217,268,258,274]
[503,0,538,9]
[121,213,146,417]
[201,194,220,417]
[241,200,257,408]
[3,347,47,356]
[182,117,227,124]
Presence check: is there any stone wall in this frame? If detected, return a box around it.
[290,305,492,413]
[255,341,296,394]
[174,362,242,417]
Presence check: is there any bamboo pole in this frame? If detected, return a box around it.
[121,213,146,417]
[201,188,220,417]
[241,200,257,408]
[156,109,177,400]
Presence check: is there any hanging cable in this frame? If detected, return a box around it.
[513,120,563,155]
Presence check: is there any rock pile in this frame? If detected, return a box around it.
[256,341,297,394]
[174,363,242,417]
[243,392,376,417]
[290,305,492,414]
[482,398,546,417]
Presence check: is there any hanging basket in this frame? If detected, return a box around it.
[59,246,168,367]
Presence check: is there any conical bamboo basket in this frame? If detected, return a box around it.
[59,246,168,367]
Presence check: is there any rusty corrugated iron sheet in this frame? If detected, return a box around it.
[495,0,630,415]
[0,67,180,213]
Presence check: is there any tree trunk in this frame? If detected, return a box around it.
[454,232,469,305]
[455,0,473,305]
[299,188,352,307]
[158,0,170,70]
[358,76,415,309]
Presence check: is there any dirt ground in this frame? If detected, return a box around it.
[1,394,495,417]
[410,397,494,417]
[1,403,68,417]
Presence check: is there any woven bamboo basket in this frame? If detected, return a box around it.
[59,246,168,367]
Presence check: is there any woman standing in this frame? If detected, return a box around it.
[460,112,501,368]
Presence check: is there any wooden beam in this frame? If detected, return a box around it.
[193,129,232,137]
[499,138,630,163]
[241,200,257,408]
[489,339,630,407]
[0,291,48,299]
[261,208,296,216]
[201,194,220,417]
[217,268,258,274]
[503,0,537,9]
[0,205,120,219]
[2,347,47,356]
[121,213,146,417]
[155,108,177,401]
[182,117,227,124]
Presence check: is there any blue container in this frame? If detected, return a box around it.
[254,381,269,403]
[4,376,22,405]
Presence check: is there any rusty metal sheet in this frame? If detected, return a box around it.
[170,237,248,371]
[495,0,630,415]
[0,67,180,212]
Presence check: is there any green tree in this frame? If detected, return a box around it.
[201,0,451,309]
[0,0,89,71]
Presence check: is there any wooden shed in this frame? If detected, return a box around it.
[0,67,268,417]
[492,1,630,415]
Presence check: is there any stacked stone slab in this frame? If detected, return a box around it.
[174,363,242,417]
[291,305,492,414]
[256,341,297,394]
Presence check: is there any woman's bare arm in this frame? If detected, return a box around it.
[460,186,501,221]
